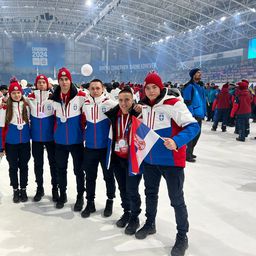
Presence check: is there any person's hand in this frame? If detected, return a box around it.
[133,104,142,113]
[163,138,178,151]
[0,151,5,158]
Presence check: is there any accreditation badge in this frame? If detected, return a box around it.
[118,139,128,153]
[60,117,67,123]
[39,112,45,118]
[17,124,23,130]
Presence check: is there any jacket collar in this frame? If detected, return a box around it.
[140,88,177,107]
[89,93,108,104]
[12,101,23,107]
[52,83,77,103]
[105,104,139,122]
[34,90,50,102]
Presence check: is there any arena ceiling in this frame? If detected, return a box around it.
[0,0,256,60]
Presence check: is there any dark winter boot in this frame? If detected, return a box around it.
[33,187,44,202]
[52,187,59,202]
[191,154,197,159]
[135,222,156,240]
[221,126,227,132]
[186,157,196,163]
[81,201,96,218]
[74,195,84,212]
[116,212,131,228]
[103,199,113,217]
[170,235,188,256]
[211,127,216,131]
[236,137,245,142]
[20,188,28,202]
[13,189,20,203]
[125,217,140,235]
[56,191,67,209]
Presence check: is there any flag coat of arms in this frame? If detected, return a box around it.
[129,116,164,175]
[106,99,200,174]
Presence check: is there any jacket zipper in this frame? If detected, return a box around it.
[40,92,42,141]
[149,106,153,164]
[94,103,98,148]
[66,103,70,145]
[18,102,22,143]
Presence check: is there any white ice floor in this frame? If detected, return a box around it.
[0,121,256,256]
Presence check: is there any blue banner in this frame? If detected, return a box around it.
[13,41,65,68]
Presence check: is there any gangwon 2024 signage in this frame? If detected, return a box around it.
[13,41,65,68]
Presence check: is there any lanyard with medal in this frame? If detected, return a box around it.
[38,91,45,118]
[38,105,45,118]
[17,103,23,130]
[60,93,67,123]
[117,114,130,153]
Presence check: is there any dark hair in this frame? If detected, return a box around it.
[81,83,90,89]
[89,79,103,86]
[5,97,29,125]
[0,85,8,90]
[104,83,113,93]
[112,82,120,89]
[119,86,133,96]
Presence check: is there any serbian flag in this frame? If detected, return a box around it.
[128,116,162,175]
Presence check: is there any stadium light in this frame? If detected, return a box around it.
[86,0,93,7]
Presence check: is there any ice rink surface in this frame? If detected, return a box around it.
[0,121,256,256]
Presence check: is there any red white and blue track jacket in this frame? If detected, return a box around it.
[140,88,200,168]
[27,90,54,142]
[0,101,30,151]
[83,94,116,149]
[51,84,86,145]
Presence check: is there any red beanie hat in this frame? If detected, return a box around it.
[222,83,229,89]
[35,74,49,89]
[237,81,248,89]
[144,71,164,91]
[241,79,249,86]
[58,67,72,83]
[9,78,23,94]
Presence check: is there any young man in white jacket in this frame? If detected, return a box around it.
[135,72,200,256]
[27,75,57,202]
[81,79,116,218]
